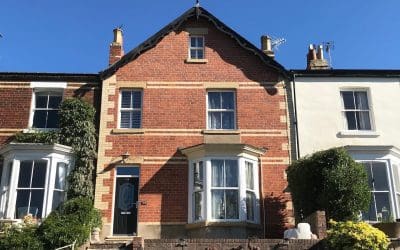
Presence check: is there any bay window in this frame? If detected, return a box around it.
[0,143,73,220]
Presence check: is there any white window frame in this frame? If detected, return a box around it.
[358,160,395,222]
[206,90,236,130]
[0,145,73,220]
[340,89,374,131]
[189,35,205,60]
[29,89,63,130]
[118,89,143,129]
[188,156,259,224]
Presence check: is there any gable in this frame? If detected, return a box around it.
[100,7,288,81]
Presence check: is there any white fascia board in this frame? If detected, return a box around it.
[30,82,67,89]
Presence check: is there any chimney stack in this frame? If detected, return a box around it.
[261,35,274,58]
[109,28,124,66]
[306,44,330,70]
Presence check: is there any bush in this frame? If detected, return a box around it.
[14,130,59,144]
[0,224,43,250]
[287,147,370,221]
[38,197,102,248]
[326,220,389,250]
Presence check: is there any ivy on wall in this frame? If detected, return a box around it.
[14,98,97,200]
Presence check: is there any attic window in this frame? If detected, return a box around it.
[186,35,207,63]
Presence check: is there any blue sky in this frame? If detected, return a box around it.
[0,1,399,73]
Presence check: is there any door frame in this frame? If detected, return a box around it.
[111,166,140,236]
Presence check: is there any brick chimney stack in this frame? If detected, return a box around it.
[261,35,275,58]
[306,44,330,70]
[109,28,124,66]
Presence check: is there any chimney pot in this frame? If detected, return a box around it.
[109,28,124,66]
[306,44,330,70]
[261,35,274,58]
[113,28,123,45]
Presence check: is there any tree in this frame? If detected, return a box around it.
[287,147,370,221]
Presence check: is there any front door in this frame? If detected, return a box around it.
[113,177,138,235]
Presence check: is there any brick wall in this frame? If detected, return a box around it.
[96,16,292,238]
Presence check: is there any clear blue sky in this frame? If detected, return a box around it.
[0,1,399,73]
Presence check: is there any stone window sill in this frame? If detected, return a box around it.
[186,221,261,229]
[112,128,145,134]
[337,130,380,138]
[185,58,208,64]
[202,129,241,135]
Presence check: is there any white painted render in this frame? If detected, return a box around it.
[293,77,400,157]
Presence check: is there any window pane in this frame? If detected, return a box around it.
[393,165,400,193]
[35,95,48,108]
[190,49,197,59]
[18,161,33,188]
[222,112,234,129]
[363,163,373,189]
[193,191,203,221]
[225,190,239,219]
[32,110,47,128]
[208,92,220,109]
[120,111,131,128]
[121,91,131,108]
[211,160,224,187]
[221,92,234,109]
[211,190,224,219]
[246,191,256,221]
[225,160,238,187]
[372,162,389,191]
[208,112,221,129]
[197,49,204,59]
[15,190,30,219]
[341,91,355,109]
[193,162,203,190]
[345,111,357,130]
[362,194,377,221]
[355,92,369,110]
[30,190,44,218]
[131,111,141,128]
[52,190,65,210]
[132,91,142,109]
[197,37,203,47]
[375,192,391,221]
[246,162,254,190]
[46,110,59,128]
[356,111,371,130]
[190,37,196,47]
[48,95,62,109]
[55,163,67,190]
[31,161,46,188]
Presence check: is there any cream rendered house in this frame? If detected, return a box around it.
[291,45,400,222]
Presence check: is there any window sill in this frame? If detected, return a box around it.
[186,221,261,229]
[185,58,208,64]
[202,130,240,135]
[112,128,145,134]
[337,130,380,138]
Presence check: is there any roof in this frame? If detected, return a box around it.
[100,6,288,79]
[0,72,100,82]
[291,69,400,78]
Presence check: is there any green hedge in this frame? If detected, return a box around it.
[287,147,370,221]
[0,225,43,250]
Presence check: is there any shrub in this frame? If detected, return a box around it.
[14,130,59,144]
[326,220,389,250]
[0,224,43,250]
[38,197,102,248]
[287,147,370,221]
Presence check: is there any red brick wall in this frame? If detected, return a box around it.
[99,16,291,238]
[0,82,99,146]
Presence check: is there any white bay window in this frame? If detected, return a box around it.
[0,143,73,220]
[182,143,264,224]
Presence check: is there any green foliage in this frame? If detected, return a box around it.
[38,197,102,248]
[326,220,389,250]
[0,224,43,250]
[58,98,97,200]
[287,147,370,221]
[14,130,59,144]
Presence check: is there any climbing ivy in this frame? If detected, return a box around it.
[58,98,97,200]
[14,98,97,201]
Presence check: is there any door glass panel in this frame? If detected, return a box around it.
[118,183,135,211]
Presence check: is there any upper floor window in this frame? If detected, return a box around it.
[120,90,142,129]
[341,90,372,130]
[32,91,62,129]
[189,36,205,60]
[207,91,235,130]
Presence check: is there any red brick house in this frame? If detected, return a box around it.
[95,6,293,240]
[0,73,99,220]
